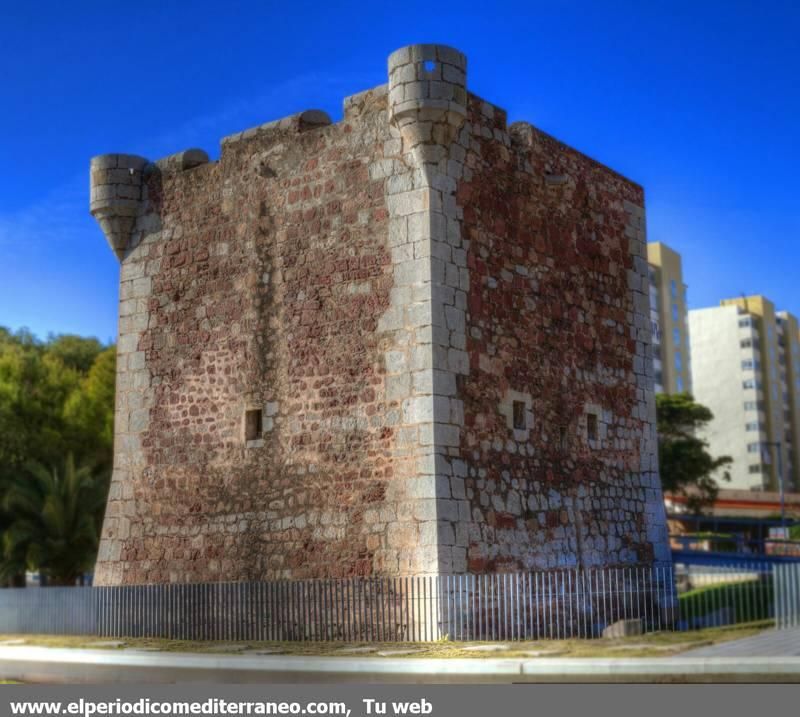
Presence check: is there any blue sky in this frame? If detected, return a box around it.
[1,1,798,343]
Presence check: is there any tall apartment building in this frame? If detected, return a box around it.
[647,242,690,394]
[689,295,800,493]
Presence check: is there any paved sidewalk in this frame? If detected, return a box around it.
[680,629,800,657]
[2,645,800,683]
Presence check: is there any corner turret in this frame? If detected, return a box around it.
[90,153,148,261]
[387,44,467,167]
[388,44,467,128]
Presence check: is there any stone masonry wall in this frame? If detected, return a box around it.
[449,104,668,572]
[95,94,438,584]
[92,44,669,586]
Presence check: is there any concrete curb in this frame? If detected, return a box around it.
[2,646,800,683]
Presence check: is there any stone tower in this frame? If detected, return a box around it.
[91,44,670,586]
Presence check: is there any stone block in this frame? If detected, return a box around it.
[602,619,643,639]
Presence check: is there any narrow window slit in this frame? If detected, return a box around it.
[245,409,263,442]
[587,413,598,442]
[513,401,526,430]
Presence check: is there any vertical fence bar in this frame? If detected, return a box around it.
[505,574,510,642]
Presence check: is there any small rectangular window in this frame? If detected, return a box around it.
[587,413,598,442]
[512,401,526,430]
[671,303,679,321]
[670,279,677,298]
[245,409,263,442]
[749,464,764,474]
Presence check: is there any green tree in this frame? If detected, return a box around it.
[45,335,104,375]
[63,346,116,473]
[1,456,109,586]
[0,328,116,585]
[657,392,733,513]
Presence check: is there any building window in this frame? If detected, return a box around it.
[670,279,677,299]
[745,422,763,432]
[743,379,760,390]
[739,317,752,328]
[245,409,263,442]
[512,401,526,430]
[587,413,598,442]
[742,359,757,370]
[749,464,764,474]
[673,328,680,346]
[676,376,684,392]
[747,442,761,453]
[671,303,679,321]
[651,321,662,344]
[675,351,682,372]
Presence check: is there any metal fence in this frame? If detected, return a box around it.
[0,586,96,636]
[673,562,774,630]
[0,562,796,641]
[774,563,800,629]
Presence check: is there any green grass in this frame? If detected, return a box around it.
[0,621,772,659]
[678,578,774,626]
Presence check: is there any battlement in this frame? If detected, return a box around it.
[91,44,642,262]
[220,109,332,148]
[153,148,210,173]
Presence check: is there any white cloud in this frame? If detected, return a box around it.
[0,175,89,249]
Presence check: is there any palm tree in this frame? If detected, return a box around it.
[1,455,109,586]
